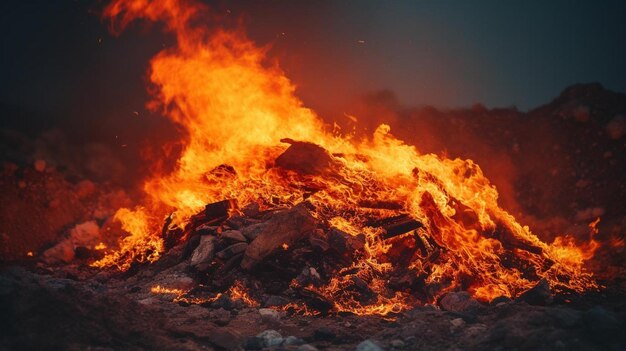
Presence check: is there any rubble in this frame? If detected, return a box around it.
[241,204,317,270]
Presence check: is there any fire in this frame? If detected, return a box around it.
[151,284,222,305]
[94,0,600,314]
[227,281,259,307]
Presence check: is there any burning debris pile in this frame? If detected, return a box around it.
[1,0,625,349]
[80,0,600,316]
[90,137,598,316]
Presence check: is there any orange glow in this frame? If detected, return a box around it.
[95,242,107,250]
[94,0,600,315]
[151,285,222,305]
[228,281,259,307]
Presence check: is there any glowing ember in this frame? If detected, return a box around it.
[151,284,222,305]
[94,0,600,315]
[228,281,259,307]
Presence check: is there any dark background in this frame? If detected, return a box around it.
[1,0,625,139]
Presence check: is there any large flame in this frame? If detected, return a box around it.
[94,0,599,314]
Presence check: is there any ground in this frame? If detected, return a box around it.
[1,264,624,351]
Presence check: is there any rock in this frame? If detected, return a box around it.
[41,240,74,264]
[241,204,317,270]
[439,291,484,314]
[490,296,512,305]
[313,327,335,341]
[207,327,243,351]
[328,228,365,254]
[241,222,269,241]
[181,234,201,259]
[195,223,220,235]
[210,308,232,326]
[275,139,340,176]
[211,294,234,310]
[284,336,305,346]
[217,242,248,259]
[518,279,553,306]
[205,199,238,222]
[390,339,405,348]
[258,308,281,324]
[297,345,319,351]
[256,329,283,347]
[450,317,465,328]
[264,295,289,307]
[243,336,265,350]
[190,236,216,267]
[356,339,384,351]
[242,202,261,217]
[221,230,247,242]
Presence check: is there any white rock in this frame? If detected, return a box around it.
[256,329,283,347]
[190,236,216,267]
[356,340,384,351]
[259,308,281,323]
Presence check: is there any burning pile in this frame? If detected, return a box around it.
[92,0,599,315]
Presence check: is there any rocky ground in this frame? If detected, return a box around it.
[1,263,624,351]
[1,84,625,350]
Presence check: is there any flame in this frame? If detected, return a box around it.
[151,284,222,305]
[94,0,600,314]
[228,281,259,307]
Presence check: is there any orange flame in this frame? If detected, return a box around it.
[228,281,259,307]
[94,0,600,314]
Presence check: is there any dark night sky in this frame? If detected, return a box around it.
[1,0,625,141]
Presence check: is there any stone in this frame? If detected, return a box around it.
[275,139,339,176]
[221,230,247,242]
[242,202,261,217]
[217,242,248,259]
[450,317,465,328]
[284,336,305,345]
[243,336,264,350]
[356,339,384,351]
[518,279,552,306]
[190,236,216,267]
[207,327,243,351]
[390,339,405,348]
[241,204,317,270]
[258,308,281,324]
[490,296,512,305]
[313,327,335,341]
[264,295,289,307]
[210,308,232,326]
[241,222,269,241]
[296,345,319,351]
[439,291,483,314]
[256,329,284,347]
